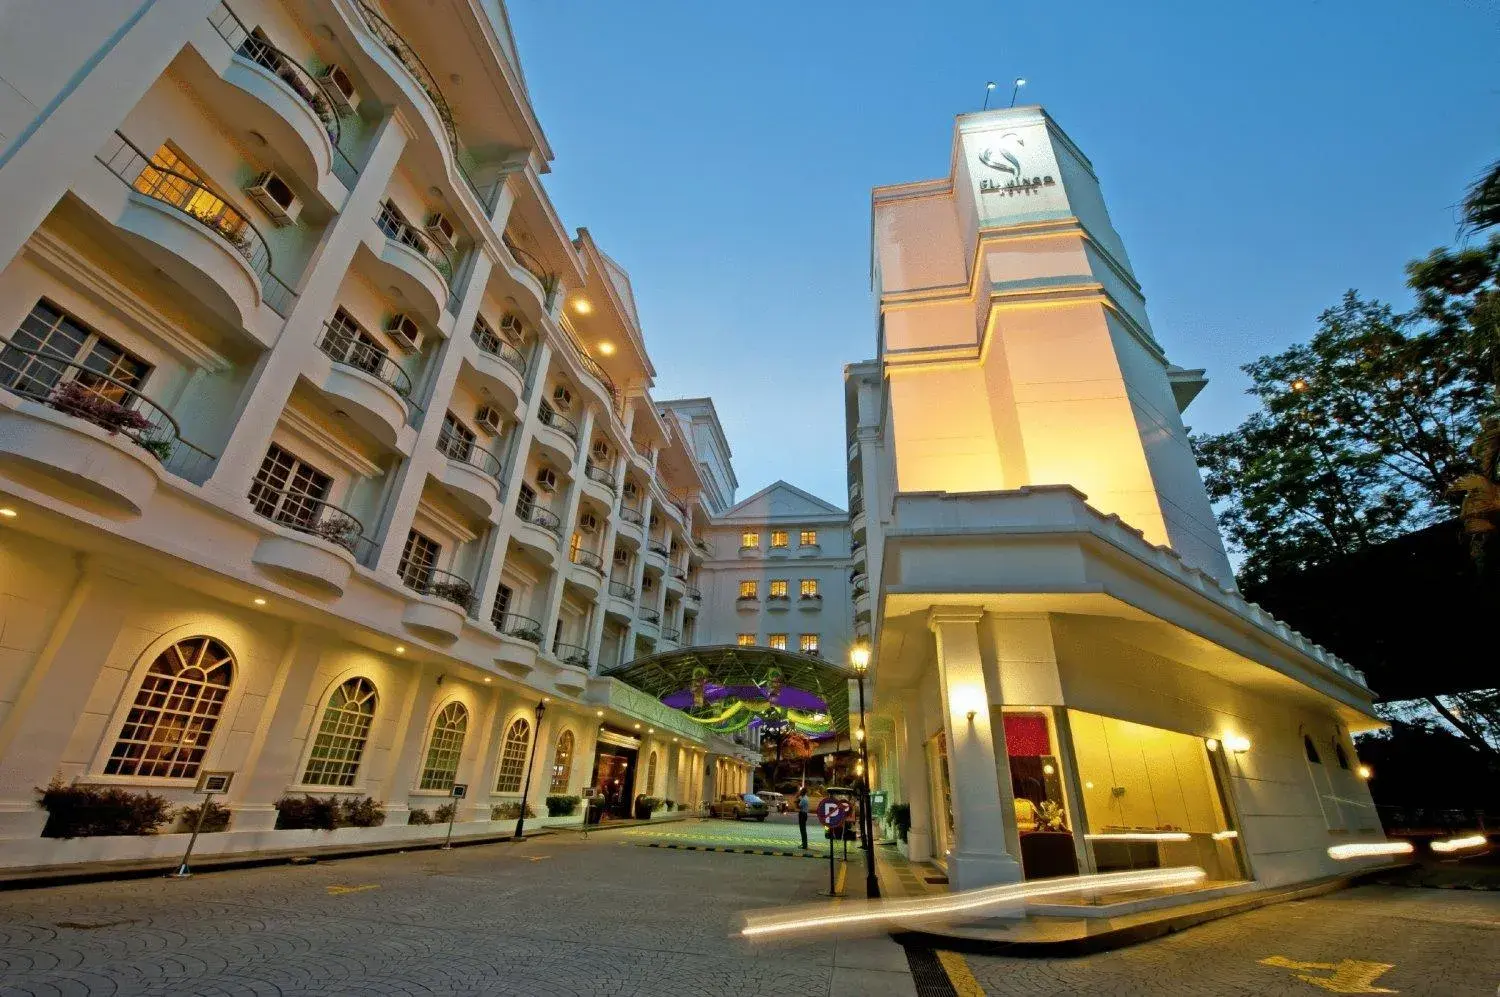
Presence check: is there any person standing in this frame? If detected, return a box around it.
[797,786,810,849]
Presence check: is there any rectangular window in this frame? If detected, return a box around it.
[768,634,788,651]
[799,634,820,655]
[134,144,245,244]
[738,580,758,599]
[799,579,819,597]
[439,411,476,462]
[737,633,755,647]
[398,529,441,591]
[2,299,151,402]
[376,198,428,253]
[248,444,332,530]
[770,530,789,548]
[769,580,788,599]
[323,307,388,377]
[800,530,818,547]
[491,582,514,629]
[516,482,537,518]
[740,531,760,549]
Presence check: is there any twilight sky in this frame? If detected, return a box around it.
[507,0,1496,509]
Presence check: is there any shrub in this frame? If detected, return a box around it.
[341,796,386,828]
[274,795,344,831]
[662,800,675,811]
[490,801,536,821]
[36,781,171,838]
[175,799,231,834]
[407,808,433,825]
[888,803,912,843]
[545,795,581,817]
[433,803,457,823]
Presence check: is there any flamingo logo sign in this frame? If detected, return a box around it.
[977,132,1057,197]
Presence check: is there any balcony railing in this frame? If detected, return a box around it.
[767,593,790,603]
[493,611,543,645]
[646,539,670,558]
[353,3,500,210]
[608,580,636,601]
[850,496,865,517]
[0,339,220,484]
[692,537,714,557]
[438,429,503,480]
[374,207,455,285]
[736,595,759,604]
[501,232,560,307]
[515,499,561,536]
[401,566,474,611]
[567,339,617,404]
[570,547,604,573]
[536,400,579,441]
[97,131,296,317]
[661,627,681,643]
[668,565,687,581]
[207,3,358,187]
[685,585,701,601]
[657,486,690,517]
[247,481,374,559]
[470,323,526,376]
[583,461,616,490]
[551,640,590,669]
[318,322,415,399]
[638,608,660,625]
[800,593,823,603]
[619,506,644,526]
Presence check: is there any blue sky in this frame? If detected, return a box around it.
[507,0,1497,508]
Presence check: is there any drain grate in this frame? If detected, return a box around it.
[904,944,960,997]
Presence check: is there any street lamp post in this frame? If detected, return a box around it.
[515,699,547,840]
[850,643,880,899]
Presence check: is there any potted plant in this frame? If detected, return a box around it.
[633,795,661,820]
[545,794,580,817]
[585,794,606,825]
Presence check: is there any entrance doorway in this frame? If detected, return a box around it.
[590,743,639,818]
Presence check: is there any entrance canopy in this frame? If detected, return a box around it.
[603,645,854,738]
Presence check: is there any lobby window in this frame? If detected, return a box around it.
[417,701,468,791]
[739,580,758,599]
[799,579,819,598]
[800,530,818,547]
[770,530,789,549]
[769,579,789,599]
[799,634,820,655]
[740,531,760,550]
[494,716,532,792]
[3,299,151,401]
[737,633,756,647]
[105,636,234,779]
[768,634,788,651]
[302,677,378,787]
[549,730,574,794]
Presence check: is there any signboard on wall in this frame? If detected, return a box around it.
[962,118,1071,226]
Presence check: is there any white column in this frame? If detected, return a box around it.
[928,606,1022,890]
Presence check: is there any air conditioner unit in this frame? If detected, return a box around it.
[425,212,457,251]
[552,384,573,410]
[474,405,503,436]
[623,481,639,499]
[245,170,300,226]
[579,512,600,534]
[536,466,558,492]
[590,440,611,461]
[317,65,359,113]
[385,313,422,353]
[613,549,629,566]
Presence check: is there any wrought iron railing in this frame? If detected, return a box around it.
[401,566,474,611]
[850,496,865,517]
[619,506,644,526]
[646,539,670,558]
[0,338,219,483]
[692,536,714,557]
[246,480,373,559]
[570,547,604,572]
[637,608,661,625]
[568,339,616,404]
[668,565,687,581]
[470,323,526,376]
[584,461,615,490]
[685,585,702,601]
[536,400,579,440]
[608,580,636,600]
[552,640,590,669]
[515,499,561,535]
[374,207,455,285]
[353,3,499,209]
[207,3,359,187]
[438,429,503,480]
[317,321,415,399]
[661,627,681,643]
[501,231,560,306]
[493,611,543,645]
[97,131,297,317]
[657,486,689,517]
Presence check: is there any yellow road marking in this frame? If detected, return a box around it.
[324,884,380,896]
[936,950,986,996]
[1259,956,1397,993]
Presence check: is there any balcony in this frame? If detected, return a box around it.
[584,460,616,492]
[661,627,682,644]
[690,536,714,560]
[512,497,562,562]
[493,611,544,647]
[614,506,644,544]
[203,4,358,193]
[608,580,637,602]
[768,543,791,559]
[645,539,670,562]
[568,546,604,597]
[566,338,617,408]
[551,640,590,670]
[739,543,762,559]
[637,608,661,627]
[766,594,791,612]
[400,567,473,643]
[501,231,560,311]
[0,344,219,511]
[799,593,823,611]
[315,322,415,449]
[369,208,453,322]
[437,430,503,519]
[469,324,527,411]
[248,485,371,597]
[667,565,687,582]
[534,400,579,463]
[736,595,758,613]
[685,585,702,602]
[94,131,296,326]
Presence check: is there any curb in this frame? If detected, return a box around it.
[641,842,818,858]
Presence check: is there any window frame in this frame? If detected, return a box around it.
[799,633,820,655]
[494,715,533,793]
[770,530,789,549]
[548,729,575,794]
[301,676,379,788]
[768,633,788,651]
[799,529,818,547]
[799,578,819,597]
[740,531,760,550]
[738,580,758,599]
[417,701,469,792]
[768,579,789,599]
[102,636,236,781]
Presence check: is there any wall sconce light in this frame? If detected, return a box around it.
[1224,734,1251,754]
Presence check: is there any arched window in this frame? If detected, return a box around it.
[303,677,378,786]
[495,717,532,792]
[418,701,468,791]
[106,636,235,779]
[647,750,658,795]
[1303,734,1322,765]
[549,730,575,794]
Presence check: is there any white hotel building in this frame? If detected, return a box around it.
[0,0,762,861]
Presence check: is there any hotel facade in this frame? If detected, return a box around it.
[0,0,761,865]
[850,108,1393,894]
